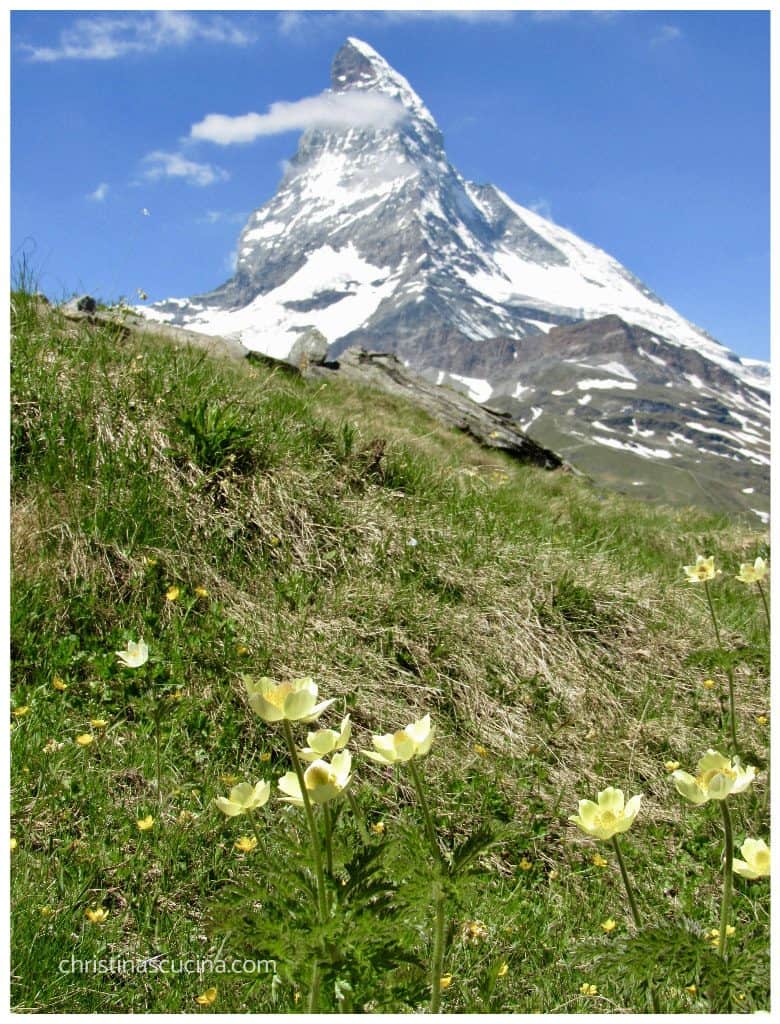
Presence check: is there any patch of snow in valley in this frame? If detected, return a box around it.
[577,378,637,391]
[751,509,770,524]
[592,435,673,460]
[449,373,493,404]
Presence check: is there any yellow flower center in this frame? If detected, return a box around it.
[306,765,335,789]
[598,809,617,826]
[697,767,735,790]
[754,850,770,871]
[265,682,294,709]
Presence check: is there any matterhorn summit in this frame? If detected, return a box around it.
[145,38,769,519]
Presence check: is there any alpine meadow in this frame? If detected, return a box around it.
[10,284,769,1013]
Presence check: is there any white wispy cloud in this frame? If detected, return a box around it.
[22,11,255,62]
[87,182,109,202]
[200,210,247,225]
[190,91,407,145]
[141,151,230,187]
[529,198,554,222]
[650,24,683,47]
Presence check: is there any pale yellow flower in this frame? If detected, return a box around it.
[685,984,697,995]
[497,962,509,978]
[591,853,608,868]
[672,750,756,805]
[370,821,385,835]
[702,678,716,690]
[439,974,453,990]
[52,676,67,691]
[215,780,271,817]
[10,838,17,851]
[569,786,642,840]
[518,857,533,871]
[278,751,352,807]
[683,555,720,583]
[735,557,768,584]
[12,706,30,718]
[115,639,149,668]
[580,983,598,996]
[90,718,108,729]
[236,644,250,656]
[195,987,217,1006]
[85,907,109,924]
[732,837,770,879]
[165,586,180,602]
[665,760,681,772]
[244,676,334,724]
[363,714,435,764]
[194,587,209,598]
[75,733,94,747]
[136,815,154,831]
[473,743,488,757]
[299,715,351,762]
[600,918,617,933]
[756,715,768,726]
[234,836,258,853]
[259,752,271,763]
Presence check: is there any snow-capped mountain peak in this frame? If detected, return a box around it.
[143,38,769,519]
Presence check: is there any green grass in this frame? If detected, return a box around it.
[10,289,770,1012]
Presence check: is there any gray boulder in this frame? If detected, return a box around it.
[286,327,330,369]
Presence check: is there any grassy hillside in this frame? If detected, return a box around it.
[10,290,770,1013]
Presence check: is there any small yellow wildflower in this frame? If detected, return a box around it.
[259,752,271,763]
[52,677,67,691]
[665,760,681,772]
[683,555,721,583]
[220,773,240,785]
[497,962,509,978]
[234,836,257,853]
[11,838,18,851]
[580,983,598,996]
[702,678,716,690]
[85,907,109,924]
[195,987,217,1006]
[371,821,386,835]
[136,815,155,831]
[591,853,608,868]
[194,587,209,598]
[236,645,250,656]
[518,857,533,871]
[40,906,53,917]
[548,868,559,880]
[165,586,180,602]
[12,706,30,718]
[439,974,453,990]
[90,718,108,729]
[144,556,158,567]
[167,691,184,701]
[735,557,768,585]
[686,985,697,995]
[461,920,488,943]
[756,715,768,726]
[600,918,617,933]
[473,743,488,757]
[75,733,94,747]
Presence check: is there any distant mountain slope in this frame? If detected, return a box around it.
[144,37,769,520]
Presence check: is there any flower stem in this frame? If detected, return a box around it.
[408,759,447,1013]
[704,580,739,755]
[756,580,770,632]
[430,885,446,1014]
[611,835,643,928]
[281,720,328,921]
[249,810,263,850]
[407,759,440,861]
[154,711,162,805]
[611,836,660,1013]
[323,804,334,877]
[718,801,734,959]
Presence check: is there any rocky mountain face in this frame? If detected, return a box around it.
[144,37,769,521]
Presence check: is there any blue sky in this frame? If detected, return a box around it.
[10,9,770,362]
